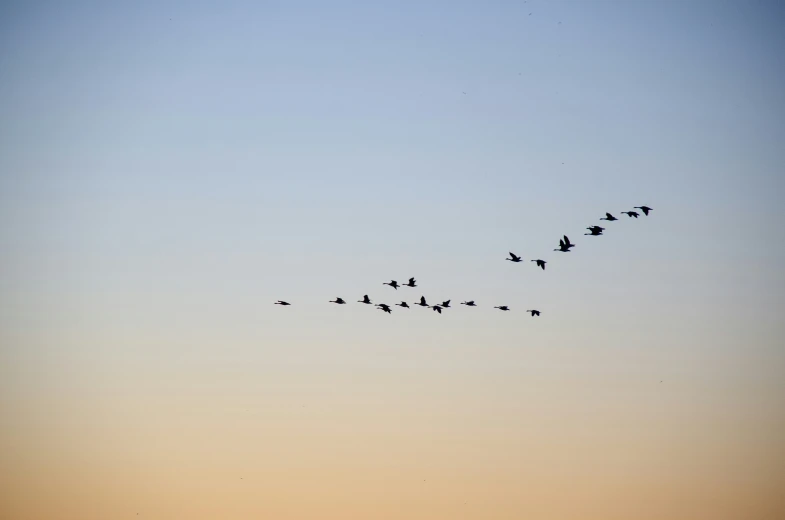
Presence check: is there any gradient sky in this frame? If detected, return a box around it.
[2,1,784,518]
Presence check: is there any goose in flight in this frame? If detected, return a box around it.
[554,235,574,252]
[432,305,443,314]
[461,300,476,306]
[274,300,291,306]
[494,305,510,311]
[506,252,523,263]
[395,301,410,308]
[414,296,429,307]
[440,300,451,308]
[531,259,546,270]
[358,294,373,304]
[329,297,346,304]
[384,280,400,290]
[585,225,605,236]
[600,212,618,221]
[526,309,541,316]
[622,211,639,218]
[403,277,417,288]
[377,303,392,314]
[635,206,653,216]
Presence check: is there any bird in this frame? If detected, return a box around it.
[377,304,392,314]
[494,305,510,311]
[274,301,291,306]
[622,211,640,218]
[384,280,400,290]
[526,309,541,316]
[635,206,653,216]
[506,252,523,262]
[585,225,605,236]
[403,277,417,288]
[329,297,346,304]
[432,305,443,314]
[440,300,451,308]
[461,301,476,306]
[554,235,574,252]
[414,296,429,307]
[358,294,372,304]
[395,301,410,308]
[600,212,618,221]
[532,259,546,270]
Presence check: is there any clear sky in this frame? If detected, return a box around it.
[1,1,784,518]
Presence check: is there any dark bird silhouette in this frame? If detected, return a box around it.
[554,235,575,252]
[600,212,618,221]
[585,225,605,236]
[494,305,510,311]
[329,297,346,304]
[526,309,541,316]
[396,301,410,308]
[377,303,392,314]
[635,206,653,216]
[432,305,443,314]
[440,300,451,308]
[274,300,291,306]
[461,301,476,306]
[622,211,639,218]
[384,280,400,290]
[532,259,546,270]
[506,252,523,263]
[415,296,429,307]
[403,277,417,288]
[358,294,373,304]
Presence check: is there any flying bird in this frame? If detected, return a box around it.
[622,211,639,218]
[494,305,510,311]
[377,304,392,314]
[532,259,546,270]
[395,301,410,308]
[274,300,291,306]
[440,300,451,308]
[585,225,605,236]
[329,297,346,304]
[432,305,443,314]
[600,212,618,221]
[506,252,523,262]
[384,280,400,290]
[554,235,575,252]
[403,277,417,287]
[415,296,429,307]
[635,206,653,216]
[358,294,373,304]
[461,301,476,306]
[526,309,541,316]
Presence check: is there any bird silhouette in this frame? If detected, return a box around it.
[600,212,618,221]
[494,305,510,311]
[432,305,443,314]
[506,252,523,262]
[635,206,652,216]
[554,235,575,252]
[415,296,429,307]
[396,301,410,308]
[585,225,605,236]
[274,300,291,306]
[440,300,451,308]
[461,301,476,306]
[532,259,546,270]
[329,297,346,304]
[384,280,400,290]
[622,211,639,218]
[377,304,392,314]
[403,277,417,287]
[358,295,373,304]
[526,309,541,316]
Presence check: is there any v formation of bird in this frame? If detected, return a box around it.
[275,206,652,314]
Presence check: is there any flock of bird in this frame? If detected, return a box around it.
[275,206,653,315]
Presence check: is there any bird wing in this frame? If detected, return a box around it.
[564,235,571,245]
[420,296,426,305]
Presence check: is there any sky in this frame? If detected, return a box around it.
[1,0,784,518]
